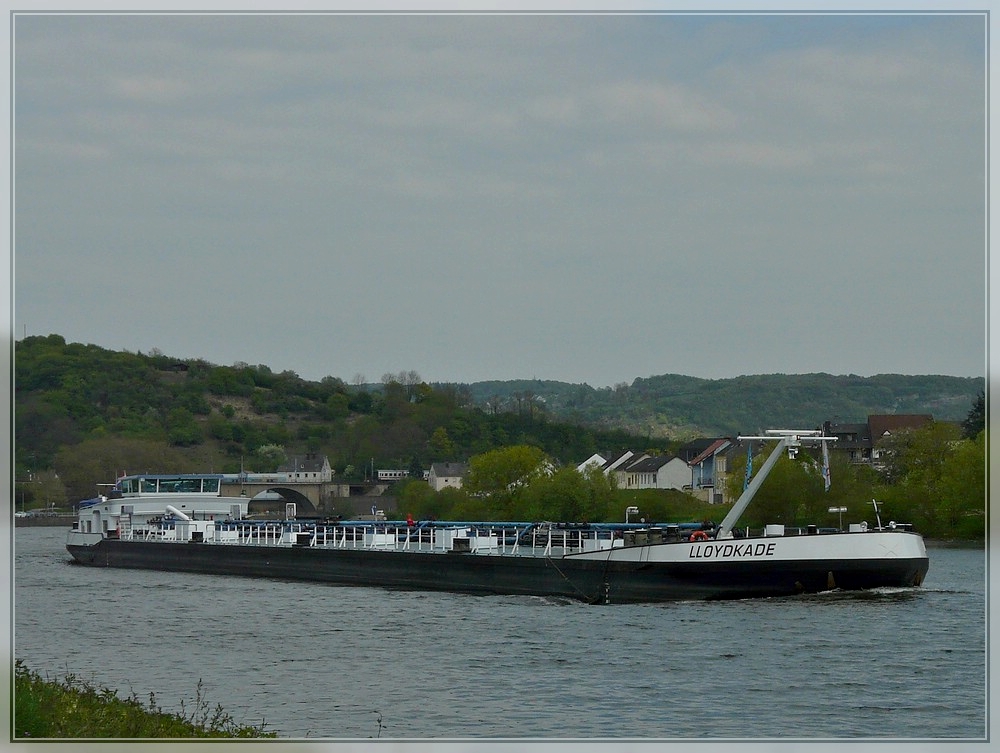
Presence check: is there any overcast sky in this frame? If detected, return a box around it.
[11,9,988,388]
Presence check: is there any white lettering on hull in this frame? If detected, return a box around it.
[688,542,777,559]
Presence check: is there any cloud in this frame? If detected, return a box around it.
[12,12,986,386]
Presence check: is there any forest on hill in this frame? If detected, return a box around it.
[12,334,986,539]
[14,335,653,504]
[461,372,983,437]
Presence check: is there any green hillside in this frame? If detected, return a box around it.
[13,335,653,504]
[459,372,983,437]
[13,334,984,515]
[13,335,986,538]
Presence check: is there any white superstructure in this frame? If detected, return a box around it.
[69,473,248,545]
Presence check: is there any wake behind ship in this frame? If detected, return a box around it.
[65,430,929,604]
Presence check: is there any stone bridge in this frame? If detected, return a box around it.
[219,480,346,514]
[219,480,387,516]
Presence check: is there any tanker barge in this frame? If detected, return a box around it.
[65,430,929,604]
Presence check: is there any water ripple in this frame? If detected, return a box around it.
[13,527,986,740]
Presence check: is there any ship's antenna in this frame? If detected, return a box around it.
[871,499,883,530]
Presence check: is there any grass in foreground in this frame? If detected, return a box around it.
[13,660,275,738]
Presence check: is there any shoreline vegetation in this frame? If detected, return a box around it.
[14,335,985,540]
[13,660,276,739]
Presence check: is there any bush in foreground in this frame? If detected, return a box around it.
[13,661,275,739]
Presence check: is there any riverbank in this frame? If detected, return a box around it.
[13,661,275,739]
[14,514,76,528]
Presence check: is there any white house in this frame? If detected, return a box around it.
[615,455,690,490]
[602,450,644,479]
[576,453,607,473]
[277,453,333,482]
[428,462,468,491]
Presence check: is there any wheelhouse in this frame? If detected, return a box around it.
[114,474,224,496]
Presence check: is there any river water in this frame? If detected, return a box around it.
[9,526,988,743]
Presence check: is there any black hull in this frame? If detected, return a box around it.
[66,538,929,604]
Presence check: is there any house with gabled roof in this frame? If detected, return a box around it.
[576,453,607,473]
[616,455,690,490]
[428,462,468,491]
[601,450,641,474]
[677,438,722,463]
[822,421,873,463]
[868,414,933,440]
[278,453,333,482]
[687,438,733,504]
[586,438,756,500]
[823,414,933,468]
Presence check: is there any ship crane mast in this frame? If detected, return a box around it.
[715,430,837,539]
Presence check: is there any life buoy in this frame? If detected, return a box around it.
[689,530,709,542]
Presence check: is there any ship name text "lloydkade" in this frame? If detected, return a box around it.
[688,542,777,559]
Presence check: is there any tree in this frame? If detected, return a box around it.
[396,480,467,521]
[255,444,286,470]
[725,442,823,528]
[379,380,410,421]
[430,427,455,458]
[206,413,234,442]
[32,470,67,510]
[486,395,504,416]
[324,393,350,420]
[875,421,982,536]
[396,479,436,518]
[962,391,985,439]
[752,454,823,527]
[464,445,549,518]
[165,407,203,447]
[53,437,191,503]
[876,422,961,488]
[817,451,880,528]
[517,465,616,522]
[935,430,986,537]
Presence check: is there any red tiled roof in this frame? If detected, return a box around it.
[688,438,730,466]
[868,414,933,438]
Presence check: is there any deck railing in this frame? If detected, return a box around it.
[110,518,909,550]
[117,520,629,556]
